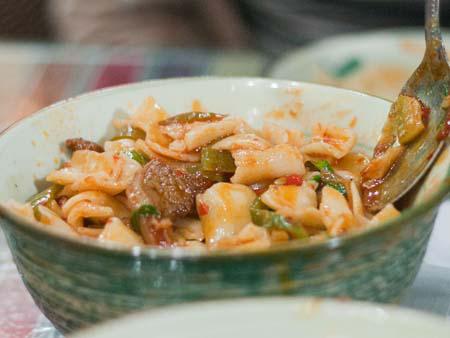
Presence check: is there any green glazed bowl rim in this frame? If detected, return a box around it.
[0,77,448,260]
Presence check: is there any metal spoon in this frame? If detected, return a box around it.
[361,0,450,212]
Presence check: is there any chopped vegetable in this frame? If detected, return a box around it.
[437,111,450,141]
[124,150,149,166]
[186,164,229,182]
[27,184,63,221]
[130,204,160,233]
[158,112,225,126]
[313,160,334,172]
[112,126,146,141]
[392,95,426,145]
[197,201,209,216]
[285,174,303,186]
[27,184,62,208]
[250,198,307,239]
[200,148,236,173]
[306,160,347,196]
[275,174,303,186]
[311,175,322,183]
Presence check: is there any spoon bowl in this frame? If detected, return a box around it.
[362,0,450,211]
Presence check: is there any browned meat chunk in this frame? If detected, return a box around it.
[126,158,212,219]
[65,138,104,153]
[139,216,174,247]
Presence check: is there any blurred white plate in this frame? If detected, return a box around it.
[270,28,450,101]
[72,297,450,338]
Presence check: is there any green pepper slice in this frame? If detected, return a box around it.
[307,160,348,196]
[200,148,236,173]
[112,126,146,141]
[124,150,149,166]
[27,184,62,208]
[186,164,229,182]
[250,198,308,239]
[27,184,63,221]
[158,112,225,126]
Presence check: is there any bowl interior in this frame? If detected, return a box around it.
[0,77,390,203]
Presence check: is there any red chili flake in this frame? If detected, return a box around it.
[437,111,450,141]
[284,174,303,186]
[422,106,431,124]
[197,201,209,216]
[419,99,431,125]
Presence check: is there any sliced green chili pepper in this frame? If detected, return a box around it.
[111,126,146,141]
[158,112,225,126]
[186,164,229,182]
[124,150,149,166]
[27,184,63,221]
[200,148,236,173]
[130,204,160,233]
[27,184,62,208]
[250,198,308,239]
[306,160,348,196]
[323,181,347,195]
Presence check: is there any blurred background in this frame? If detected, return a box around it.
[2,0,450,51]
[2,1,450,337]
[0,0,448,131]
[0,0,449,131]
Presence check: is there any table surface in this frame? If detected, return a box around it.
[0,42,449,338]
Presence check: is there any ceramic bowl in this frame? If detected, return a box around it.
[0,77,448,333]
[72,297,450,338]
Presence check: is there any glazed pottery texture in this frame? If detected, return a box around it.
[0,78,448,333]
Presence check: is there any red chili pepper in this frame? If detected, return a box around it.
[422,105,431,125]
[197,201,209,216]
[284,174,303,186]
[437,111,450,141]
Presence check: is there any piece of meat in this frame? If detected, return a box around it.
[139,216,174,247]
[55,195,69,207]
[126,158,213,219]
[65,138,104,153]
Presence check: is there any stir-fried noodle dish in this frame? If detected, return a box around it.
[5,98,401,251]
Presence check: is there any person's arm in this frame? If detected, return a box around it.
[47,0,249,47]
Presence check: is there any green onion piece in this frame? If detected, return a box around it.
[305,160,332,172]
[325,181,347,196]
[311,175,322,183]
[250,198,308,239]
[111,126,146,141]
[130,204,160,233]
[306,161,347,196]
[201,148,236,173]
[311,172,348,196]
[158,112,225,126]
[27,184,62,208]
[124,150,149,166]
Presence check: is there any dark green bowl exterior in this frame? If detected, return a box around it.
[0,202,438,333]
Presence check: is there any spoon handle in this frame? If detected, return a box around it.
[425,0,448,64]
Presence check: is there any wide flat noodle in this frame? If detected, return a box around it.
[47,150,141,195]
